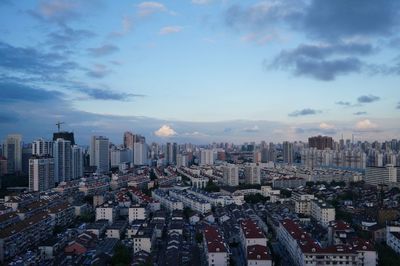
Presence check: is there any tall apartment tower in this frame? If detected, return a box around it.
[3,134,22,174]
[244,163,261,184]
[283,141,294,164]
[53,138,72,183]
[222,163,239,186]
[308,136,333,150]
[29,155,55,192]
[200,149,214,166]
[90,136,109,173]
[72,145,84,180]
[32,138,54,156]
[134,142,148,166]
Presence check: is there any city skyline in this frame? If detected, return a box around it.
[1,0,400,144]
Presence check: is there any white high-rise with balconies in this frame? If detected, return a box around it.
[222,163,239,186]
[29,155,55,192]
[32,138,53,157]
[72,145,84,180]
[53,138,72,183]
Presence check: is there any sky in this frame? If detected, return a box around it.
[0,0,400,145]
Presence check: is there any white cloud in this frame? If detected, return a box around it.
[154,125,177,137]
[319,122,335,129]
[355,119,377,129]
[159,26,183,35]
[192,0,212,4]
[137,1,166,17]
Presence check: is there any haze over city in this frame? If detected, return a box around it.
[1,0,400,144]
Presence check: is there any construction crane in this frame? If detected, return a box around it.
[56,121,65,132]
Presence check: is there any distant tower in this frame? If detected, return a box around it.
[283,141,294,164]
[3,134,22,174]
[90,136,110,173]
[29,155,55,192]
[53,138,72,183]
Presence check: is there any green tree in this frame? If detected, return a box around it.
[112,244,132,266]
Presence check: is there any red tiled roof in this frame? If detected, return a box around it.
[247,245,272,261]
[241,219,265,239]
[203,225,227,253]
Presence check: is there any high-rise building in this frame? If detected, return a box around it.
[90,136,109,173]
[29,155,55,192]
[244,163,261,184]
[283,141,294,164]
[3,134,22,174]
[309,136,333,150]
[222,163,239,186]
[53,131,75,146]
[32,138,54,156]
[165,142,178,165]
[123,131,135,149]
[110,148,133,167]
[0,156,7,176]
[200,149,214,166]
[72,145,84,180]
[53,138,72,183]
[134,142,148,166]
[22,145,32,176]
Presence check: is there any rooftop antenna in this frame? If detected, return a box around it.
[56,121,65,132]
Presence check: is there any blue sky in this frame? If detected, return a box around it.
[0,0,400,144]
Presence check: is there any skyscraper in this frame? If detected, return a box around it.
[72,145,84,180]
[165,142,178,165]
[3,134,22,174]
[32,138,54,156]
[222,163,239,186]
[244,163,261,184]
[29,155,55,192]
[53,131,75,146]
[283,141,294,164]
[53,138,72,183]
[90,136,109,173]
[134,142,148,166]
[200,149,214,166]
[309,136,333,150]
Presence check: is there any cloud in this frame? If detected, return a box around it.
[86,64,111,78]
[269,43,371,80]
[28,0,80,24]
[137,2,167,17]
[243,125,260,132]
[47,25,96,49]
[288,108,322,117]
[225,0,304,31]
[192,0,213,5]
[0,41,78,78]
[354,111,367,116]
[319,123,335,129]
[302,0,400,40]
[154,125,177,137]
[355,119,378,129]
[87,44,119,57]
[110,16,133,37]
[357,95,380,103]
[397,102,400,109]
[75,86,145,101]
[159,26,183,35]
[0,82,64,103]
[335,101,352,107]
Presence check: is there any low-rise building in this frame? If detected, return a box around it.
[129,205,147,223]
[96,202,118,224]
[203,225,229,266]
[310,200,335,228]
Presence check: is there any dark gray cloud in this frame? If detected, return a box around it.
[75,87,145,101]
[87,44,119,57]
[336,101,352,107]
[0,82,64,103]
[295,127,337,136]
[85,64,111,78]
[47,25,96,49]
[0,41,79,78]
[303,0,400,39]
[354,111,367,116]
[268,43,371,80]
[357,95,380,103]
[270,55,362,81]
[288,108,322,117]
